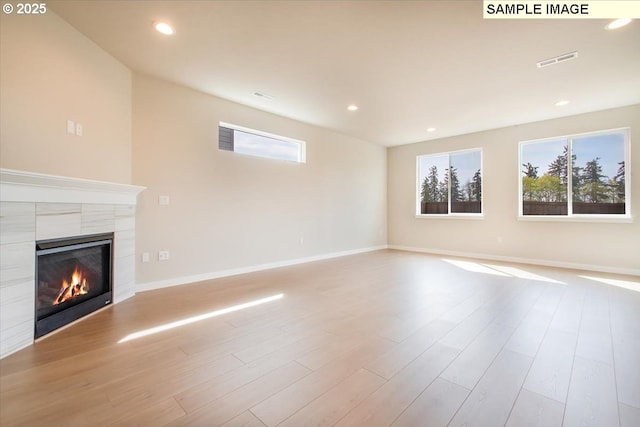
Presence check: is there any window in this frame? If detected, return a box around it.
[520,128,629,218]
[417,149,482,216]
[219,122,306,163]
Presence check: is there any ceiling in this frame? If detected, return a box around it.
[49,1,640,147]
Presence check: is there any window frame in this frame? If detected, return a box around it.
[415,147,484,219]
[219,121,306,163]
[518,127,631,223]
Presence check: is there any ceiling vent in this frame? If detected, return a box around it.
[252,91,274,100]
[536,51,578,68]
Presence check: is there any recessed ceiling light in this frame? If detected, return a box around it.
[347,105,358,111]
[427,127,436,132]
[154,22,175,35]
[605,18,632,30]
[555,100,570,107]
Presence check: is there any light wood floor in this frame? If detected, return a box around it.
[1,250,639,427]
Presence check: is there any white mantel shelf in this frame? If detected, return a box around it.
[0,168,145,205]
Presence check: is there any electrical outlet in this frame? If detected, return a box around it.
[75,123,83,137]
[159,195,170,206]
[158,250,170,261]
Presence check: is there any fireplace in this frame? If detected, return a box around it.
[35,233,114,338]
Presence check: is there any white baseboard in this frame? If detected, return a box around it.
[137,243,638,292]
[388,245,640,277]
[136,245,388,292]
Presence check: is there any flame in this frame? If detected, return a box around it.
[53,266,90,305]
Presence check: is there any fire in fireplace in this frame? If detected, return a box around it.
[53,266,90,305]
[35,233,113,338]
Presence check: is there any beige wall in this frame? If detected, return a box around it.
[388,105,640,274]
[0,11,131,184]
[3,10,636,281]
[132,74,387,285]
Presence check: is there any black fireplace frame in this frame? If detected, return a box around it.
[35,233,114,339]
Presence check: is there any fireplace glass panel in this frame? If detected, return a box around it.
[35,234,113,338]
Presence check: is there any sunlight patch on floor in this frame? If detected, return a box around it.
[579,276,640,293]
[482,264,564,284]
[442,259,510,276]
[118,293,284,343]
[442,258,565,284]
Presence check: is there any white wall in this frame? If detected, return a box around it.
[388,105,640,274]
[132,74,387,286]
[0,11,132,184]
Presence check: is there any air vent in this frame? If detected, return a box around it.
[536,51,578,68]
[252,91,274,100]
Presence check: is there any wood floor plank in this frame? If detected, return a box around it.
[375,298,453,342]
[0,342,190,417]
[563,356,620,427]
[504,307,554,357]
[294,332,392,371]
[548,285,585,334]
[447,349,533,427]
[276,309,353,335]
[1,250,638,427]
[575,286,613,365]
[177,323,286,357]
[612,333,640,408]
[505,389,565,427]
[335,342,461,427]
[168,361,310,427]
[575,319,613,366]
[532,284,566,315]
[440,323,515,390]
[438,285,523,350]
[221,411,266,427]
[608,287,640,340]
[277,368,385,427]
[174,352,297,414]
[0,387,113,427]
[250,336,393,427]
[105,353,244,408]
[390,377,469,427]
[110,397,186,427]
[364,319,456,380]
[490,283,545,328]
[436,284,501,324]
[522,328,578,403]
[231,330,326,364]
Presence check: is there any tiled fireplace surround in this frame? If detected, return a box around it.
[0,169,145,359]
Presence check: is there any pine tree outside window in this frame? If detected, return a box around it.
[519,128,630,219]
[416,149,482,216]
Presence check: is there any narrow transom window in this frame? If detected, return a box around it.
[219,122,306,163]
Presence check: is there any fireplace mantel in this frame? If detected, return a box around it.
[0,168,145,205]
[0,169,145,359]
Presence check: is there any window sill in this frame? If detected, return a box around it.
[517,215,633,224]
[415,214,484,220]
